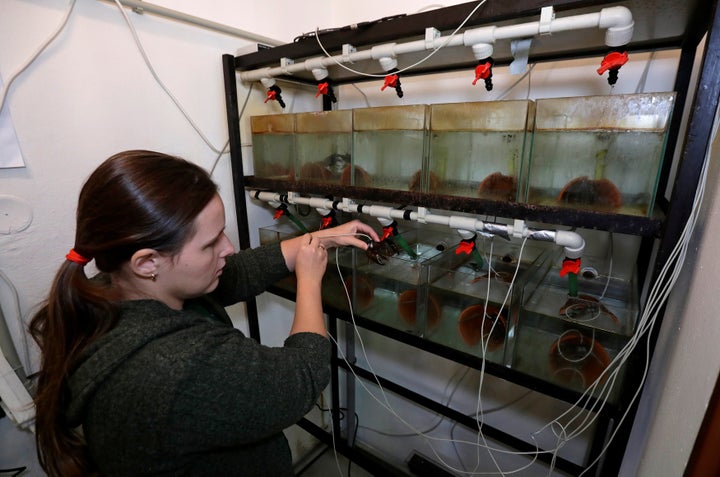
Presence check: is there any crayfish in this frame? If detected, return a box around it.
[365,239,400,265]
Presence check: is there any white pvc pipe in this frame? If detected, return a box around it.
[249,190,585,256]
[103,0,284,46]
[238,6,634,82]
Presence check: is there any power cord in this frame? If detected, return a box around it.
[0,0,78,114]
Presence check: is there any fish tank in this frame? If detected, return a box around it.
[428,100,534,201]
[511,251,638,401]
[295,110,353,185]
[352,105,429,191]
[250,113,295,181]
[525,92,676,216]
[421,236,554,364]
[348,222,458,335]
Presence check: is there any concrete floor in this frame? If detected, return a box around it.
[0,416,43,476]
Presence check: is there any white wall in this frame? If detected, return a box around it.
[0,1,715,476]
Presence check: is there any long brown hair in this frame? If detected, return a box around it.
[29,150,218,476]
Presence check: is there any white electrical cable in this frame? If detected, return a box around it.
[0,0,78,114]
[324,233,553,475]
[112,0,226,155]
[538,98,720,476]
[209,82,255,176]
[313,0,489,79]
[0,268,31,375]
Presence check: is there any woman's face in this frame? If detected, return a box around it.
[161,194,234,304]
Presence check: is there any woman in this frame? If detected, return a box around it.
[29,150,379,477]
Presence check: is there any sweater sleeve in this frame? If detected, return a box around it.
[166,325,331,449]
[209,242,291,306]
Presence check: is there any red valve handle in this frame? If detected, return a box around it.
[597,51,629,75]
[320,216,334,229]
[455,240,476,255]
[264,90,277,103]
[472,62,493,85]
[381,74,398,91]
[273,208,285,220]
[559,258,581,277]
[381,225,396,241]
[315,82,329,97]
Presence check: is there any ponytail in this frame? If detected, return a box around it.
[30,259,118,477]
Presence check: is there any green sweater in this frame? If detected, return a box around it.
[66,243,331,476]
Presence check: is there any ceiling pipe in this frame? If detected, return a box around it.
[103,0,284,45]
[238,5,634,83]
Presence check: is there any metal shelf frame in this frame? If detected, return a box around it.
[221,0,720,474]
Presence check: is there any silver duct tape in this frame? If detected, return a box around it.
[527,229,556,242]
[483,223,510,240]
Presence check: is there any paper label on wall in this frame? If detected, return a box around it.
[0,78,25,168]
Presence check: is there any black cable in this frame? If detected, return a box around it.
[347,412,360,477]
[0,466,27,477]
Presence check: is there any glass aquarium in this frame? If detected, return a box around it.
[525,92,676,216]
[353,105,429,191]
[511,251,638,401]
[348,222,457,335]
[422,236,553,364]
[250,113,295,181]
[428,100,534,201]
[295,110,353,185]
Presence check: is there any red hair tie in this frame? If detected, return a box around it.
[66,249,91,266]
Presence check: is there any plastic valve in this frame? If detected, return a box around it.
[597,50,629,86]
[455,239,476,255]
[472,58,494,91]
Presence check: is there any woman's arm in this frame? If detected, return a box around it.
[289,233,327,337]
[280,219,379,272]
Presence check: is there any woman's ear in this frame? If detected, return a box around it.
[129,248,160,279]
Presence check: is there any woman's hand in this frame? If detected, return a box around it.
[280,220,379,272]
[293,233,328,285]
[313,220,380,250]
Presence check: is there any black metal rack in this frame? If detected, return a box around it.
[222,0,720,474]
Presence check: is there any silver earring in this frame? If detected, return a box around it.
[150,273,157,282]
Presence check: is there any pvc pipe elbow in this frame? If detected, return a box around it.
[555,230,585,259]
[376,216,393,226]
[471,43,494,60]
[456,229,476,240]
[311,67,329,81]
[260,77,275,89]
[378,56,398,72]
[599,6,634,46]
